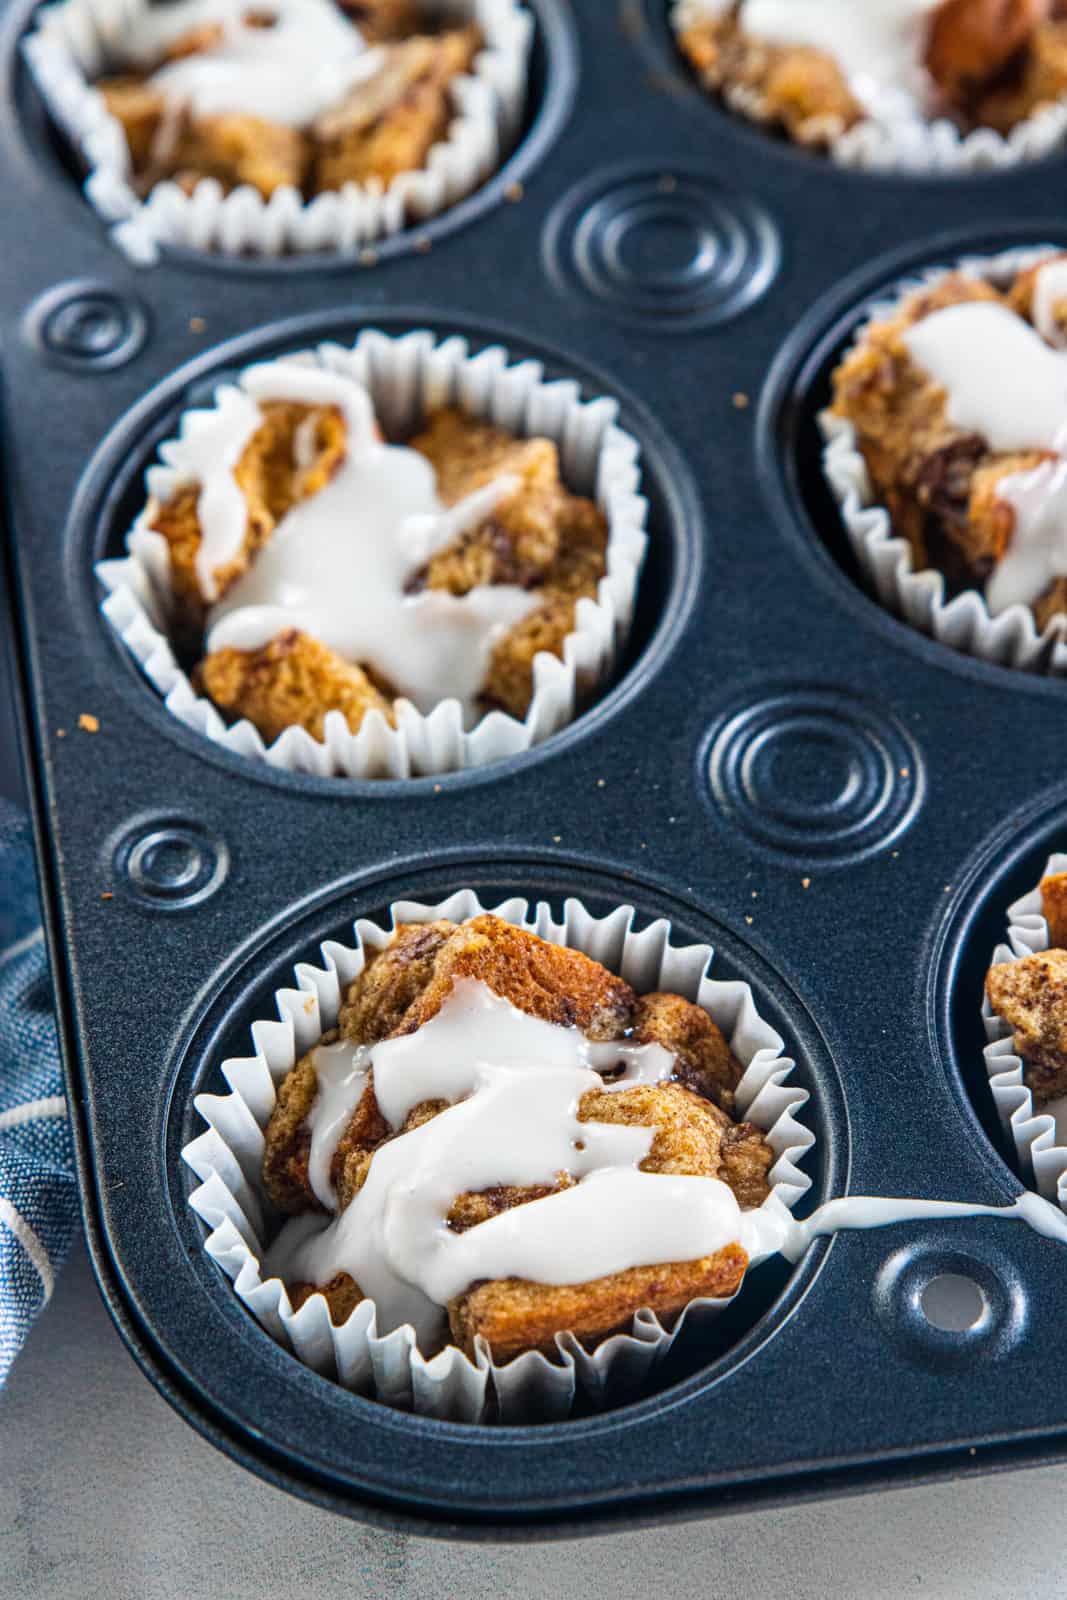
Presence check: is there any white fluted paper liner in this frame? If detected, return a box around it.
[983,853,1067,1212]
[96,330,649,779]
[670,1,1067,173]
[820,245,1067,677]
[23,0,532,263]
[181,891,815,1423]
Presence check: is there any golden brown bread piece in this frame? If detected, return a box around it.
[677,15,863,149]
[448,1246,751,1362]
[1042,872,1067,950]
[340,916,638,1044]
[631,991,744,1114]
[197,630,396,744]
[408,409,610,721]
[986,947,1067,1102]
[312,27,481,191]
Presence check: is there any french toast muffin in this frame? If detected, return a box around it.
[824,248,1067,669]
[673,0,1067,164]
[261,914,775,1362]
[102,334,648,777]
[183,892,813,1417]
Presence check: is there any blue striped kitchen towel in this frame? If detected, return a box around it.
[0,798,77,1384]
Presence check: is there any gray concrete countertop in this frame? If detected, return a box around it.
[3,1241,1067,1600]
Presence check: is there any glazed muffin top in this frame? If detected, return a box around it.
[96,0,484,200]
[675,0,1067,151]
[261,915,774,1361]
[134,358,610,743]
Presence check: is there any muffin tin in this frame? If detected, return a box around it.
[7,0,1067,1534]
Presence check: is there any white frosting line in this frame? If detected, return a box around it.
[304,1037,372,1209]
[988,448,1067,614]
[176,386,264,603]
[133,0,377,129]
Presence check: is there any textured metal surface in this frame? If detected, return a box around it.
[4,0,1067,1533]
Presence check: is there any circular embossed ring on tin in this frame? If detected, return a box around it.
[704,687,924,865]
[544,164,780,331]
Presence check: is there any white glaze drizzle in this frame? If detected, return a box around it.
[304,1037,372,1209]
[126,0,378,130]
[902,298,1067,613]
[169,385,264,603]
[698,0,944,116]
[903,302,1067,453]
[269,974,1067,1354]
[158,359,539,719]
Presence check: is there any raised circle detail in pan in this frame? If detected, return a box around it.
[873,1244,1026,1369]
[12,0,578,272]
[164,858,846,1436]
[113,815,229,910]
[24,280,148,372]
[544,165,780,328]
[73,311,701,796]
[704,686,924,865]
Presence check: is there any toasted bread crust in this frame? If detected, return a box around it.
[448,1244,750,1362]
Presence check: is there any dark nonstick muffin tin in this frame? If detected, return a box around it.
[7,0,1067,1536]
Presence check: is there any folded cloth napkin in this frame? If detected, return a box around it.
[0,798,77,1384]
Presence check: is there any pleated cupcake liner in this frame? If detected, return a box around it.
[23,0,532,263]
[820,244,1067,676]
[670,1,1067,173]
[181,889,815,1422]
[984,852,1067,1212]
[97,328,649,779]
